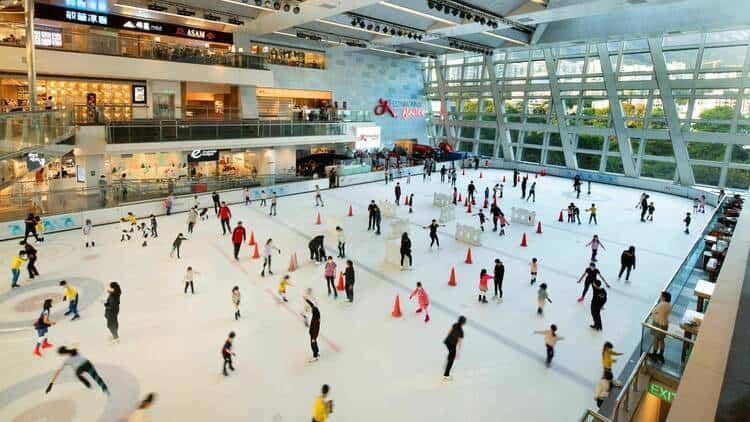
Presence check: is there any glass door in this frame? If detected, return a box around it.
[153,94,174,119]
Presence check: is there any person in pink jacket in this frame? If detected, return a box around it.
[478,269,493,304]
[409,282,430,322]
[324,256,337,299]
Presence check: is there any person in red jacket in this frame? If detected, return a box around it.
[231,221,246,260]
[219,201,232,235]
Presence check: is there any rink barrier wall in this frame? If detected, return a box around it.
[477,159,721,206]
[0,179,328,241]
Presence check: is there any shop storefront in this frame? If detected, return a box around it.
[108,152,187,180]
[250,41,325,69]
[255,87,337,120]
[182,82,239,120]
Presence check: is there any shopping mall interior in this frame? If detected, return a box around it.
[0,0,748,421]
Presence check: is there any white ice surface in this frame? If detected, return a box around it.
[0,169,710,421]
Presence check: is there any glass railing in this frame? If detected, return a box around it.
[69,105,243,124]
[0,172,307,222]
[0,110,75,158]
[0,23,267,71]
[335,109,373,122]
[106,120,346,143]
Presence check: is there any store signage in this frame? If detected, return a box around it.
[355,126,382,150]
[648,381,676,403]
[188,149,220,162]
[374,98,425,120]
[26,152,46,171]
[35,3,233,44]
[64,0,108,13]
[132,85,147,104]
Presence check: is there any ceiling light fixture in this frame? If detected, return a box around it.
[481,31,527,45]
[293,6,300,13]
[316,18,391,36]
[273,1,281,11]
[220,0,277,12]
[378,1,456,26]
[427,0,533,33]
[176,8,195,16]
[283,3,290,12]
[116,3,245,26]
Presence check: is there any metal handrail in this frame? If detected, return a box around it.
[581,409,612,422]
[610,353,649,421]
[640,322,696,345]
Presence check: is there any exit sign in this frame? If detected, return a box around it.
[649,381,676,403]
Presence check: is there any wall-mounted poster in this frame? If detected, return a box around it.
[132,85,147,104]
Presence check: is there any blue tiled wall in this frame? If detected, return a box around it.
[270,49,427,146]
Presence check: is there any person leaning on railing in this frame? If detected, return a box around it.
[647,291,672,364]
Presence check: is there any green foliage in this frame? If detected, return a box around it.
[693,106,735,133]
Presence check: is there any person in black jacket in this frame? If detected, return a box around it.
[344,260,355,303]
[309,235,325,263]
[21,241,39,279]
[394,182,401,205]
[307,298,321,362]
[23,213,41,243]
[367,200,377,231]
[211,192,220,216]
[590,280,607,331]
[493,259,505,302]
[400,232,412,270]
[618,246,636,282]
[104,282,121,343]
[521,176,527,199]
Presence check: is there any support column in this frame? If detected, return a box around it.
[597,43,637,177]
[483,55,514,160]
[648,38,695,186]
[24,0,37,112]
[544,49,577,169]
[433,59,455,148]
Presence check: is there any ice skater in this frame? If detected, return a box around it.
[186,206,198,234]
[260,238,281,277]
[60,280,80,320]
[394,182,401,205]
[577,262,609,302]
[534,324,563,367]
[307,296,321,363]
[521,176,527,199]
[183,266,198,294]
[278,275,292,302]
[647,202,655,221]
[222,331,236,376]
[260,190,267,207]
[231,222,246,261]
[618,246,636,282]
[467,181,476,202]
[46,346,109,395]
[244,188,250,205]
[595,372,614,407]
[33,298,55,357]
[232,286,241,320]
[400,232,413,270]
[699,195,706,213]
[301,288,317,327]
[494,259,505,302]
[602,342,624,388]
[683,212,691,234]
[586,203,598,224]
[10,250,26,288]
[22,241,39,279]
[119,217,132,242]
[639,194,649,222]
[219,202,232,235]
[473,209,486,232]
[336,226,346,258]
[170,233,188,259]
[309,235,325,263]
[443,316,466,380]
[692,198,699,213]
[149,214,158,237]
[537,283,551,315]
[82,219,95,247]
[409,193,414,213]
[211,191,220,215]
[269,192,277,216]
[324,256,337,298]
[423,219,445,249]
[478,269,492,303]
[104,282,121,343]
[590,280,607,330]
[409,281,430,322]
[498,211,509,236]
[344,260,355,303]
[314,185,324,207]
[529,257,538,285]
[527,181,536,202]
[367,200,377,230]
[311,384,333,422]
[586,234,606,262]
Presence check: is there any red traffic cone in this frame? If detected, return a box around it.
[288,253,297,272]
[536,222,543,234]
[347,205,353,217]
[462,169,465,175]
[502,175,506,183]
[448,267,456,286]
[464,197,468,207]
[467,203,472,213]
[479,172,483,179]
[315,212,321,225]
[484,160,489,167]
[458,193,462,202]
[391,295,402,318]
[471,197,476,205]
[336,272,345,291]
[483,198,488,208]
[248,231,256,246]
[520,233,528,247]
[558,210,564,222]
[404,195,409,206]
[251,244,260,259]
[465,248,473,264]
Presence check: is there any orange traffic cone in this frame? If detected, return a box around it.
[536,222,543,234]
[558,211,564,222]
[483,198,488,208]
[391,295,402,318]
[404,195,409,206]
[251,244,260,259]
[315,212,321,225]
[248,231,256,246]
[288,253,297,271]
[520,233,528,247]
[502,175,506,183]
[467,203,472,213]
[458,193,462,202]
[336,272,345,291]
[479,172,483,179]
[448,267,457,286]
[471,197,476,205]
[347,205,353,217]
[464,198,468,207]
[465,248,473,264]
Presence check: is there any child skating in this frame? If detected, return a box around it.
[534,324,564,367]
[60,280,80,321]
[586,203,598,224]
[409,282,430,322]
[529,257,538,285]
[82,219,95,247]
[586,235,606,262]
[473,209,486,232]
[222,332,236,376]
[260,238,281,277]
[647,202,655,221]
[183,266,198,294]
[46,346,109,395]
[498,212,509,236]
[478,269,493,303]
[232,286,241,320]
[278,275,293,302]
[324,257,337,299]
[537,283,551,315]
[170,233,188,259]
[33,298,55,357]
[684,212,691,234]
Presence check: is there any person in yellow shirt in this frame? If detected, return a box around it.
[312,384,332,422]
[125,212,138,229]
[10,250,27,288]
[602,341,623,387]
[35,216,45,242]
[278,275,293,303]
[59,280,80,320]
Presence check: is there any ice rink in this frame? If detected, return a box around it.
[0,169,711,421]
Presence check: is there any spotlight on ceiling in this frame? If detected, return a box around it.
[293,6,300,13]
[228,16,244,25]
[435,3,442,11]
[427,0,434,8]
[283,3,290,12]
[359,21,366,28]
[147,3,167,12]
[254,0,262,5]
[397,29,403,36]
[203,13,221,21]
[367,24,373,30]
[374,25,380,32]
[177,8,195,16]
[451,8,459,16]
[390,28,396,35]
[273,1,281,10]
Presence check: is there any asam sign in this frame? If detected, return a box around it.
[374,98,425,120]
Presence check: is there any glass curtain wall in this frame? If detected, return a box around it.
[423,28,750,190]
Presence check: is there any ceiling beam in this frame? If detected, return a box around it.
[244,0,382,36]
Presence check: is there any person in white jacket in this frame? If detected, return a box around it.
[335,226,345,258]
[82,219,94,247]
[594,372,613,407]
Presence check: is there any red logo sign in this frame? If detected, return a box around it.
[374,98,396,118]
[374,98,425,120]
